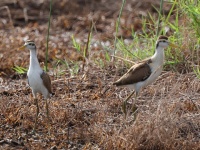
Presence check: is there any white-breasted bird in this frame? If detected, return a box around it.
[113,36,178,116]
[19,40,52,134]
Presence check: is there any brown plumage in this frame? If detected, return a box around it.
[40,71,52,97]
[113,59,152,86]
[158,35,168,40]
[113,35,178,116]
[19,40,52,134]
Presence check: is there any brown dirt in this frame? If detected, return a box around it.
[0,0,200,150]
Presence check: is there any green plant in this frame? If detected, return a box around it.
[114,0,187,72]
[179,0,200,36]
[67,61,80,77]
[71,35,81,52]
[71,22,93,58]
[44,0,52,72]
[53,58,80,77]
[13,66,27,74]
[112,0,126,62]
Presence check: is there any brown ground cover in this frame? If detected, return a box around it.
[0,0,199,149]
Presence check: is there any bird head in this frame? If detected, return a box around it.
[156,36,178,49]
[19,40,36,51]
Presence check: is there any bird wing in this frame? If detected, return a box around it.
[113,59,152,86]
[40,71,52,94]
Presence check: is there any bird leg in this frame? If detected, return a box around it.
[32,98,39,134]
[122,90,135,117]
[131,92,138,113]
[45,98,50,135]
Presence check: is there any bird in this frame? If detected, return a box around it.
[113,35,178,116]
[19,40,52,134]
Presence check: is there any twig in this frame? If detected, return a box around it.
[82,21,93,72]
[111,55,135,64]
[52,76,77,83]
[112,0,126,62]
[45,0,53,72]
[0,6,14,28]
[179,92,200,111]
[23,8,28,23]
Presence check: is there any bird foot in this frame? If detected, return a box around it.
[122,101,138,119]
[131,105,138,114]
[131,105,138,121]
[121,100,128,116]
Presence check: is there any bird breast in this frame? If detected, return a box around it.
[145,61,163,86]
[27,68,45,93]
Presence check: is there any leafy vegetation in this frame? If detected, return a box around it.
[12,66,27,74]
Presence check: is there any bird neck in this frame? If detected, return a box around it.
[29,49,41,70]
[151,46,165,64]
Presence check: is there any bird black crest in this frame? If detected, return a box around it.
[26,40,35,43]
[158,35,168,40]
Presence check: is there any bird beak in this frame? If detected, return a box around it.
[169,43,179,48]
[18,45,26,50]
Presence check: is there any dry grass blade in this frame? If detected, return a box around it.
[0,6,13,28]
[0,0,200,149]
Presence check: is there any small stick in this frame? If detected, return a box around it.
[0,6,14,28]
[111,55,135,64]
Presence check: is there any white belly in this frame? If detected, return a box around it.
[146,64,163,85]
[27,68,48,98]
[131,50,165,94]
[133,64,163,93]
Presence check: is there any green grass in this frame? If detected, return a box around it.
[53,58,80,77]
[180,0,200,36]
[44,0,52,72]
[111,0,199,74]
[71,35,81,52]
[112,0,126,62]
[13,0,200,77]
[13,66,27,74]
